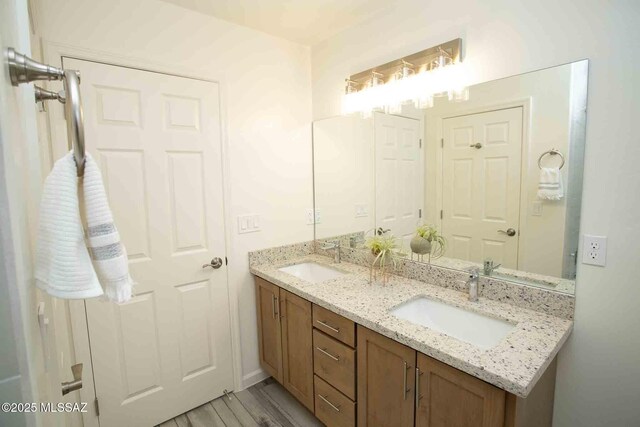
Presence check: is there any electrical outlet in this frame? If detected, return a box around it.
[582,234,607,267]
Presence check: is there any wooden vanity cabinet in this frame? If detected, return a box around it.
[280,289,314,411]
[255,277,314,411]
[357,326,416,427]
[255,277,283,383]
[255,276,555,427]
[416,353,505,427]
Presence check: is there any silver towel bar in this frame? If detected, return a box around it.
[538,148,565,170]
[7,48,86,176]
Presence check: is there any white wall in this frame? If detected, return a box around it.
[313,116,374,239]
[423,65,573,278]
[33,0,313,388]
[311,1,640,425]
[0,0,44,425]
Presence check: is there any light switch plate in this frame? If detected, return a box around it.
[582,234,607,266]
[306,208,321,225]
[355,204,368,218]
[238,214,261,234]
[532,201,543,216]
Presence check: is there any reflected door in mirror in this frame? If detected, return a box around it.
[442,107,523,268]
[375,112,422,249]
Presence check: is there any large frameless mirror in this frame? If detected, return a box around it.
[313,60,588,294]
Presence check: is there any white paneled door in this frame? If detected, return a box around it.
[374,112,422,249]
[62,58,234,426]
[441,107,523,268]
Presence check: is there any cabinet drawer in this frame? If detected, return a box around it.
[313,329,356,400]
[313,304,355,347]
[315,375,356,427]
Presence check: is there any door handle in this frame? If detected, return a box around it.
[61,363,83,395]
[498,228,517,237]
[469,143,482,149]
[202,257,223,269]
[403,361,411,400]
[271,294,278,319]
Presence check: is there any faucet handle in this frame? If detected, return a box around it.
[466,266,480,279]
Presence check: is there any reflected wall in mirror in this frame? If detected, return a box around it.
[313,60,588,295]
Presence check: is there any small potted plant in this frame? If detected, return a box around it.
[364,232,399,284]
[411,224,446,263]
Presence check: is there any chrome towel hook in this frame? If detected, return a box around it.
[6,48,86,176]
[538,148,565,170]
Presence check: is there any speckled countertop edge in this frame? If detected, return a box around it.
[251,254,573,398]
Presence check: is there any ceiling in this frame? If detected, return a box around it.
[157,0,394,45]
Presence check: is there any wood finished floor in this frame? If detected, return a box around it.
[156,378,324,427]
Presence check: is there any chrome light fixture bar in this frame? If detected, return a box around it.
[346,39,462,91]
[342,38,468,116]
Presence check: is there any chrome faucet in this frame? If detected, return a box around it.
[321,240,341,263]
[483,259,501,276]
[349,235,365,248]
[466,267,480,302]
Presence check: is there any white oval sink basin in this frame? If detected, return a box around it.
[278,262,345,284]
[391,297,515,350]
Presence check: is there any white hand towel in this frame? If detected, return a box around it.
[83,153,134,303]
[36,152,103,299]
[36,152,133,302]
[537,167,564,200]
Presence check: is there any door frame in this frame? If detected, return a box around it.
[426,99,532,270]
[40,40,243,426]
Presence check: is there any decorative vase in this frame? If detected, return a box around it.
[410,235,432,255]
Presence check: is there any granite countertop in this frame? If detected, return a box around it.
[250,254,573,398]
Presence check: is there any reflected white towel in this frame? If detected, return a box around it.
[537,167,564,200]
[36,152,133,302]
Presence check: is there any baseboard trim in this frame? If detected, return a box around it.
[241,368,270,390]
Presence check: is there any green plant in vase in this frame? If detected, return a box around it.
[410,224,446,263]
[364,232,399,284]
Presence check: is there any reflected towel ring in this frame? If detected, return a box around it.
[538,149,565,170]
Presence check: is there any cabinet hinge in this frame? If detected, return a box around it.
[94,397,100,416]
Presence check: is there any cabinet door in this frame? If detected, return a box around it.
[357,326,416,427]
[416,353,505,427]
[255,277,283,383]
[281,289,314,411]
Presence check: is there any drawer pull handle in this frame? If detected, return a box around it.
[316,347,340,361]
[318,394,340,412]
[316,320,340,333]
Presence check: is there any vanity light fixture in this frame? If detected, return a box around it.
[342,38,469,116]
